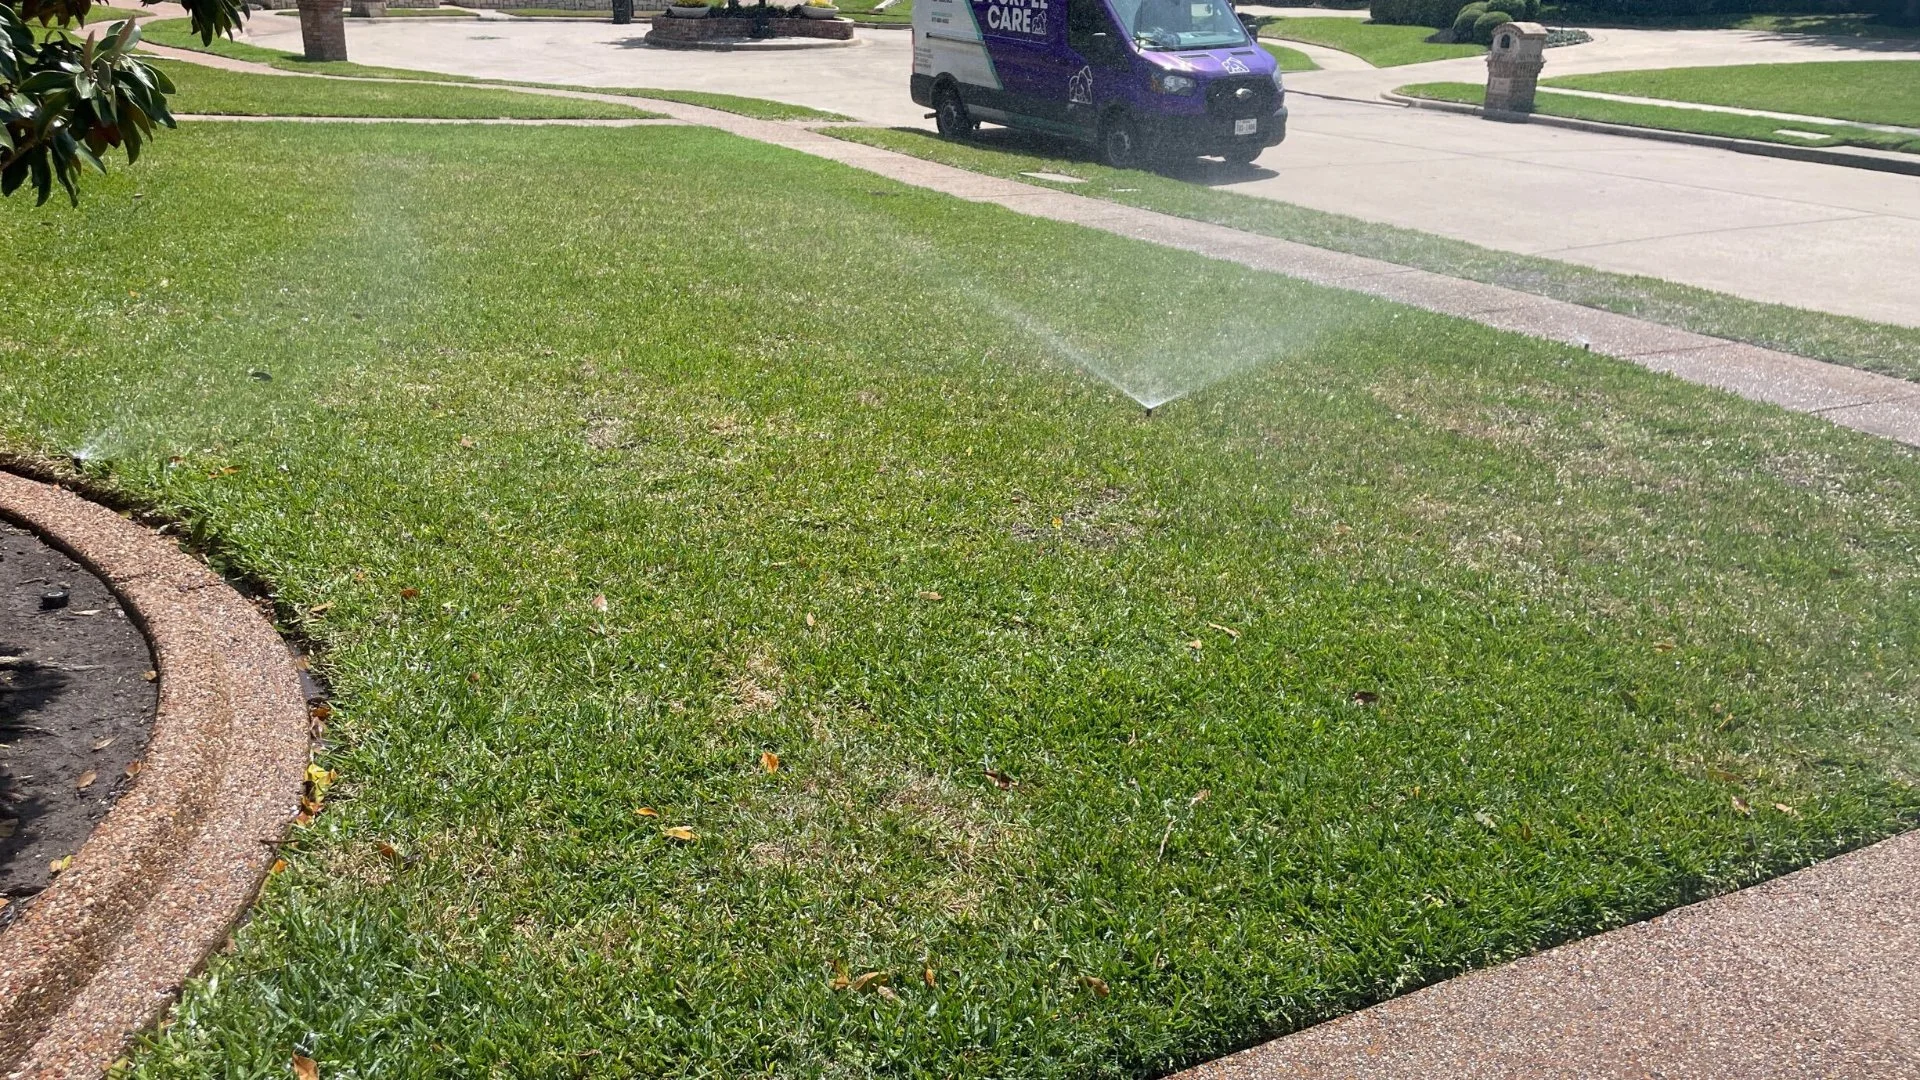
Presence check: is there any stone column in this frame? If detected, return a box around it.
[297,0,349,61]
[1483,21,1546,120]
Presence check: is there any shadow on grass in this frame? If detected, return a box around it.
[907,124,1282,186]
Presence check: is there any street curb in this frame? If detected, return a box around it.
[1380,90,1920,178]
[0,472,309,1080]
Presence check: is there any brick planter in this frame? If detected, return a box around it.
[645,12,853,43]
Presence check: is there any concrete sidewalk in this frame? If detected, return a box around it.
[1173,829,1920,1080]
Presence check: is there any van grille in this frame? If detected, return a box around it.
[1206,76,1275,120]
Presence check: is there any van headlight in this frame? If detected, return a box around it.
[1270,68,1284,93]
[1153,73,1198,95]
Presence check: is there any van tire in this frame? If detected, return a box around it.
[934,85,976,139]
[1099,113,1144,169]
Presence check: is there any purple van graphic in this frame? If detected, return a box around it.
[911,0,1286,166]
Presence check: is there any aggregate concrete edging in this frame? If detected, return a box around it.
[1380,90,1920,178]
[0,471,310,1080]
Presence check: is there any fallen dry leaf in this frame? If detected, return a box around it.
[376,841,402,863]
[293,1054,319,1080]
[0,897,9,911]
[983,768,1016,790]
[1206,622,1240,639]
[804,613,815,628]
[458,435,476,449]
[141,669,157,681]
[399,587,420,600]
[1653,640,1677,653]
[75,770,97,791]
[0,819,14,839]
[848,970,888,993]
[1474,810,1498,829]
[830,960,851,991]
[124,761,143,779]
[590,593,608,613]
[633,806,658,818]
[1732,796,1753,816]
[1189,789,1210,806]
[663,826,696,842]
[1773,803,1799,817]
[917,590,943,602]
[269,858,289,876]
[875,985,901,1003]
[1081,975,1110,997]
[923,964,936,988]
[760,751,780,774]
[92,736,116,752]
[307,602,333,616]
[74,609,101,617]
[49,855,73,875]
[1185,639,1203,651]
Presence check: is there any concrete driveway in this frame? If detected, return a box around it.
[242,18,1920,327]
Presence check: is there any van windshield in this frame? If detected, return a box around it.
[1108,0,1248,50]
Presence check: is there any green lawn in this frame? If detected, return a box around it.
[513,82,856,121]
[361,5,482,15]
[1262,41,1320,72]
[826,125,1920,383]
[832,0,912,23]
[1544,61,1920,129]
[156,59,659,118]
[1256,16,1483,66]
[7,112,1920,1080]
[1397,80,1920,155]
[1543,6,1920,38]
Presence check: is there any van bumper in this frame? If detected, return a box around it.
[1142,103,1288,157]
[911,73,934,109]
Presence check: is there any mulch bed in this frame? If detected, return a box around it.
[0,521,156,920]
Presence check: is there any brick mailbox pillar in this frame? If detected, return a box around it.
[297,0,349,60]
[1483,21,1546,120]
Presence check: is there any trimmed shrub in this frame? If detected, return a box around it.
[1371,0,1460,28]
[1451,1,1487,35]
[1471,9,1510,39]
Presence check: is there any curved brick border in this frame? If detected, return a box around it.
[0,472,309,1080]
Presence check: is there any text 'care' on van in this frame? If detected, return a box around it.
[911,0,1286,167]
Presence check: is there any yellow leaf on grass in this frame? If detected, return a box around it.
[663,826,696,842]
[270,858,289,876]
[75,770,97,791]
[760,751,780,775]
[1186,639,1203,651]
[293,1054,320,1080]
[923,964,936,988]
[633,806,659,817]
[917,590,942,601]
[847,970,888,993]
[590,593,608,613]
[1773,803,1799,816]
[830,960,851,990]
[805,613,815,628]
[1653,640,1677,653]
[1081,975,1110,997]
[307,602,333,616]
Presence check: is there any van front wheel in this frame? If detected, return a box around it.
[1099,114,1144,169]
[934,86,975,139]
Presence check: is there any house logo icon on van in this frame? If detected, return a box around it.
[1223,56,1250,74]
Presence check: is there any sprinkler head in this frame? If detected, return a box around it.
[41,589,70,610]
[1144,406,1155,417]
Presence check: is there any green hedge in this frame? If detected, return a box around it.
[1370,0,1459,26]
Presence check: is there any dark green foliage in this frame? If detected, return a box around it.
[1370,0,1460,27]
[1472,8,1512,38]
[1452,2,1487,35]
[0,0,241,203]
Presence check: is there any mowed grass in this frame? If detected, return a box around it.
[1261,41,1320,72]
[5,122,1919,1078]
[1546,61,1920,129]
[1397,80,1920,155]
[826,125,1920,383]
[1256,16,1483,66]
[155,60,660,118]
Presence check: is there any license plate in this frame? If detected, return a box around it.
[1234,119,1257,136]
